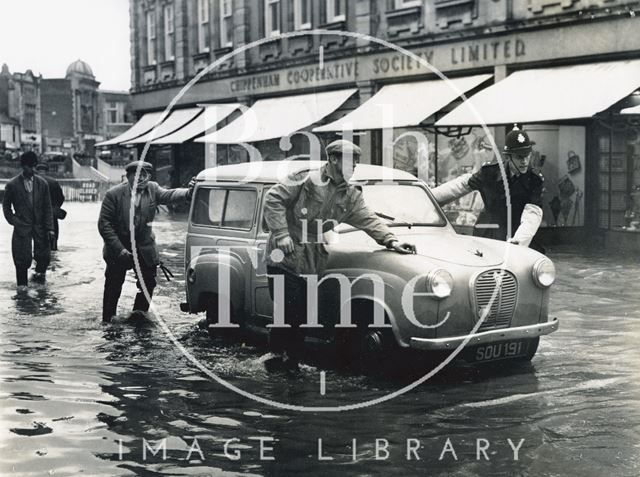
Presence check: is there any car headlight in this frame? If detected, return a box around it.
[532,258,555,288]
[427,269,454,299]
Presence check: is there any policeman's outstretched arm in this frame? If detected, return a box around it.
[430,172,474,206]
[508,204,543,247]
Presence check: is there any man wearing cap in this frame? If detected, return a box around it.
[98,161,195,322]
[35,163,65,251]
[431,126,545,251]
[262,139,416,371]
[2,151,55,286]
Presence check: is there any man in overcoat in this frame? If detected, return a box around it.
[2,151,54,286]
[98,161,194,322]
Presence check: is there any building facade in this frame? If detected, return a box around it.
[0,61,132,157]
[126,0,640,247]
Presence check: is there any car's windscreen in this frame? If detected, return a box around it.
[360,183,445,226]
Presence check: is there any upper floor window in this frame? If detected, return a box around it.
[220,0,233,47]
[24,104,36,131]
[146,10,157,65]
[392,0,422,8]
[264,0,281,38]
[105,102,124,125]
[197,0,210,53]
[325,0,345,23]
[164,4,175,60]
[294,0,311,30]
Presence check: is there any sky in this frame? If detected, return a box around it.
[0,0,131,91]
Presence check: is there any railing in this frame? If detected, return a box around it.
[0,178,112,202]
[58,179,112,201]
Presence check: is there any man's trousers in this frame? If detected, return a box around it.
[266,265,307,360]
[12,229,50,286]
[102,257,157,322]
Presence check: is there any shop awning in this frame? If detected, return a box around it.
[197,89,357,144]
[152,103,240,144]
[123,108,202,145]
[96,112,166,147]
[436,59,640,126]
[314,74,492,132]
[621,104,640,115]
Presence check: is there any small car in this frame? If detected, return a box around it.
[181,160,558,368]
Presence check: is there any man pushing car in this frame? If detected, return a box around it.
[262,139,416,372]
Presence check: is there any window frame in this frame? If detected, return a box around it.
[197,0,210,53]
[219,0,233,47]
[325,0,345,23]
[294,0,312,30]
[393,0,422,9]
[163,4,175,61]
[146,10,157,65]
[264,0,281,38]
[191,186,259,231]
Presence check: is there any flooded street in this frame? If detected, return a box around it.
[1,202,639,476]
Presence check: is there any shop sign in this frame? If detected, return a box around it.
[21,133,41,144]
[47,137,62,146]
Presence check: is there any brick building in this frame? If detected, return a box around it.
[0,60,132,157]
[111,0,640,248]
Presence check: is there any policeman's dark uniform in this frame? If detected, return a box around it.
[431,126,545,253]
[469,162,544,250]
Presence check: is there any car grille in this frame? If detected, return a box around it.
[474,269,518,331]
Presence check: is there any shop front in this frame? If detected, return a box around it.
[117,14,640,247]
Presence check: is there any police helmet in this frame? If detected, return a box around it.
[504,125,534,155]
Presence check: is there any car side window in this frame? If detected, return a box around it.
[192,187,257,230]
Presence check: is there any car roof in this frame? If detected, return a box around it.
[196,160,419,183]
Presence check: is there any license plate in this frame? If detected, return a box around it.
[469,340,529,363]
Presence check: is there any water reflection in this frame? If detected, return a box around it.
[1,204,640,476]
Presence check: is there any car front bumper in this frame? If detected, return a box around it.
[409,317,559,351]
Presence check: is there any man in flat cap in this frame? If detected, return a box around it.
[262,139,416,371]
[98,161,195,322]
[35,163,65,251]
[2,151,55,287]
[431,125,545,251]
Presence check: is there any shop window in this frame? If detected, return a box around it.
[294,0,312,30]
[164,4,175,61]
[595,122,640,231]
[220,0,233,47]
[264,0,281,38]
[431,125,586,229]
[197,0,210,53]
[147,10,157,65]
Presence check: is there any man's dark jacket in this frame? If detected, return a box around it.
[98,181,189,266]
[2,174,54,236]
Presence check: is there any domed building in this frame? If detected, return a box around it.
[65,59,100,139]
[66,59,95,79]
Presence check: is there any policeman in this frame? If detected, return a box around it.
[98,161,195,322]
[432,126,545,251]
[262,139,416,371]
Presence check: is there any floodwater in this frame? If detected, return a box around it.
[1,202,639,476]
